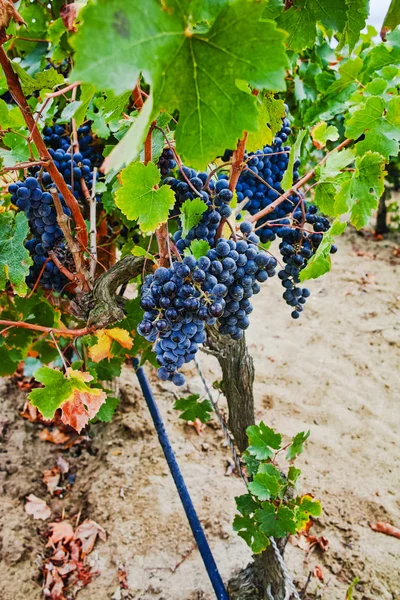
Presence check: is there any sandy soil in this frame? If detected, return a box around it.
[0,228,399,600]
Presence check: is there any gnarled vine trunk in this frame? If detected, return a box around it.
[205,328,289,600]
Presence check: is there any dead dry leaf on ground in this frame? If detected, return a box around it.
[39,428,70,445]
[307,535,329,552]
[47,521,75,546]
[25,494,51,520]
[74,519,107,554]
[369,521,400,539]
[313,565,324,581]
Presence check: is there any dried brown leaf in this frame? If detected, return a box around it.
[369,521,400,539]
[39,428,70,445]
[74,519,106,555]
[25,494,51,520]
[47,521,74,546]
[0,0,26,29]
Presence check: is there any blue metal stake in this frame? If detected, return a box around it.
[132,358,229,600]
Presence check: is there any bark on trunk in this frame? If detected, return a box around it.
[205,327,254,453]
[376,190,390,235]
[205,328,289,600]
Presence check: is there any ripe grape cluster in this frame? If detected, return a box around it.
[276,205,335,317]
[138,256,225,386]
[171,172,233,252]
[9,123,102,292]
[42,124,102,166]
[214,222,277,339]
[235,116,300,244]
[8,177,69,292]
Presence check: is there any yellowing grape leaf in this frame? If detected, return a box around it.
[89,328,133,363]
[29,367,107,433]
[246,94,286,152]
[311,122,339,149]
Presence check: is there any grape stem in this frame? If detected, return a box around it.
[144,121,170,267]
[49,188,90,291]
[0,320,92,337]
[48,251,76,281]
[229,133,248,193]
[215,133,248,240]
[44,81,82,99]
[2,159,49,171]
[0,34,89,272]
[248,138,352,224]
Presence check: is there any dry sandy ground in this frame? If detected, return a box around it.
[0,229,399,600]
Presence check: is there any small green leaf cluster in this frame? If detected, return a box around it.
[233,423,321,553]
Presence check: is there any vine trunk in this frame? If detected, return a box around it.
[205,330,289,600]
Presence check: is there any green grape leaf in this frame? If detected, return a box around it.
[29,367,107,433]
[248,473,283,501]
[93,395,120,422]
[246,422,282,460]
[173,394,213,423]
[381,0,400,36]
[180,198,208,237]
[131,246,155,262]
[311,122,339,149]
[288,465,302,484]
[314,182,337,217]
[318,148,355,181]
[255,503,297,537]
[88,357,123,381]
[246,94,286,152]
[32,339,59,365]
[258,462,281,479]
[189,0,229,22]
[0,212,32,296]
[286,430,310,461]
[0,343,22,376]
[281,130,306,191]
[235,494,259,516]
[0,100,24,129]
[74,84,96,128]
[115,162,175,233]
[47,17,67,45]
[334,152,386,228]
[103,94,154,174]
[299,220,346,282]
[0,132,33,167]
[185,239,211,260]
[72,0,288,169]
[277,0,347,52]
[340,0,369,53]
[242,451,261,477]
[233,514,270,553]
[326,57,363,97]
[12,62,64,95]
[345,96,400,160]
[60,101,83,122]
